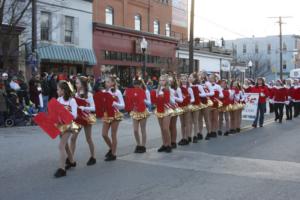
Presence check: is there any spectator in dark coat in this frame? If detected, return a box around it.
[29,74,41,109]
[49,74,58,99]
[40,72,50,112]
[0,74,8,126]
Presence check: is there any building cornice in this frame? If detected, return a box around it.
[93,22,178,44]
[37,1,93,14]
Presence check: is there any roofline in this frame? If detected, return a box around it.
[226,34,300,41]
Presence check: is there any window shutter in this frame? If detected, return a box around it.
[73,17,79,45]
[60,14,65,43]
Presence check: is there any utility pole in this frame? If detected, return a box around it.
[188,0,195,73]
[32,0,37,53]
[28,0,38,74]
[279,16,283,80]
[269,16,292,80]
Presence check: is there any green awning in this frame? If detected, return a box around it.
[37,45,97,65]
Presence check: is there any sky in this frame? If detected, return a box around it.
[192,0,300,40]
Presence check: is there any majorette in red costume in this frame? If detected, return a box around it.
[151,87,174,118]
[125,86,151,121]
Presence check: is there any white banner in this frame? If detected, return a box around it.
[242,93,259,121]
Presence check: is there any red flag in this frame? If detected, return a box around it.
[34,98,74,139]
[94,91,114,118]
[34,113,61,139]
[47,98,73,125]
[125,88,146,112]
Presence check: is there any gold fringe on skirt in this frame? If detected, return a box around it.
[171,107,184,117]
[218,104,233,112]
[155,108,174,118]
[102,112,124,123]
[190,104,205,112]
[180,106,190,112]
[229,103,245,111]
[207,100,214,107]
[130,110,150,121]
[57,121,81,134]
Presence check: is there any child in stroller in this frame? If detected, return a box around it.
[3,92,37,127]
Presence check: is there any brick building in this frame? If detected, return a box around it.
[93,0,188,85]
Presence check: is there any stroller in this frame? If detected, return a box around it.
[4,92,36,127]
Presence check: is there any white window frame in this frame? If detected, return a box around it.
[105,6,114,25]
[154,20,160,34]
[134,14,141,31]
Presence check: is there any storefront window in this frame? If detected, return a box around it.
[116,52,122,60]
[126,53,132,61]
[110,52,117,60]
[104,51,110,59]
[136,54,142,62]
[121,52,127,60]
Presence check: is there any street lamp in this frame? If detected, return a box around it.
[140,37,148,79]
[248,60,253,79]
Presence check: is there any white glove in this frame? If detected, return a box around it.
[285,101,290,105]
[260,93,265,97]
[269,99,274,104]
[79,106,86,111]
[112,102,118,108]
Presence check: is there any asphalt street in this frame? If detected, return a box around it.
[1,114,300,200]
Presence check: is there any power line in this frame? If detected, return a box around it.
[268,16,293,80]
[194,15,248,38]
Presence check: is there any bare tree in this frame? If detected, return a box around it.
[0,0,32,71]
[236,53,271,79]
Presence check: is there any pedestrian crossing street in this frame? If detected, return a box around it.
[120,148,300,183]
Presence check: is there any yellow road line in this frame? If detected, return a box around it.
[241,118,275,132]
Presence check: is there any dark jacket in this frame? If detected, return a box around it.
[29,79,41,107]
[41,79,50,96]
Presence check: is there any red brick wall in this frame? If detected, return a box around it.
[92,25,178,77]
[93,0,186,38]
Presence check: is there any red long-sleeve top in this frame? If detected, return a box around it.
[250,85,269,104]
[292,86,300,102]
[270,87,288,103]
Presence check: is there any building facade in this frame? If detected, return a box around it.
[93,0,188,85]
[176,40,233,78]
[24,0,96,77]
[226,35,300,81]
